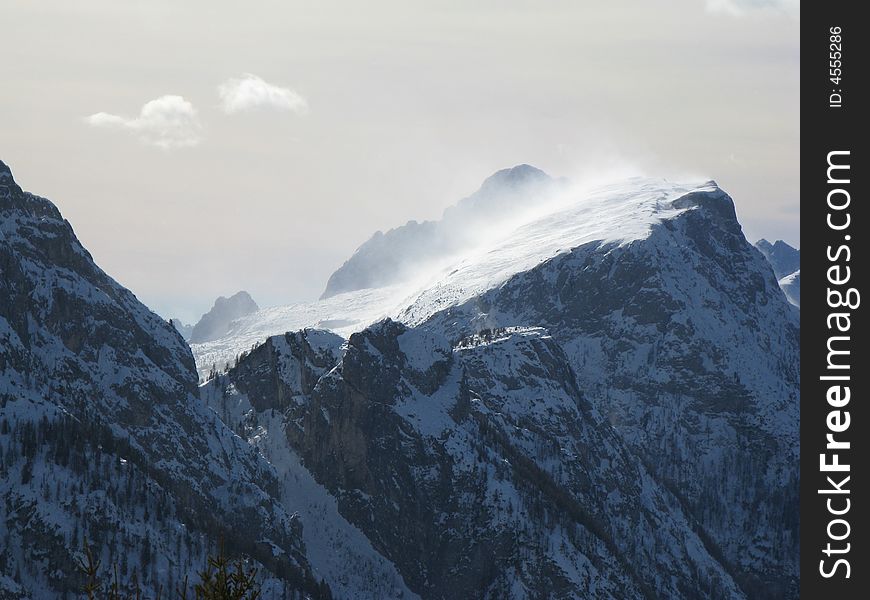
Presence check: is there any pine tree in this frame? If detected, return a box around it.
[78,540,267,600]
[193,547,261,600]
[76,543,101,600]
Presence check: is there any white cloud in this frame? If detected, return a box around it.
[218,74,308,115]
[85,95,202,149]
[705,0,800,17]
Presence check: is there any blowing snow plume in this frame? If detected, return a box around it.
[320,165,566,299]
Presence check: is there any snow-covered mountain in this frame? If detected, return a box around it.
[755,239,799,307]
[189,176,710,374]
[0,160,331,598]
[2,160,798,598]
[189,291,259,343]
[198,167,799,598]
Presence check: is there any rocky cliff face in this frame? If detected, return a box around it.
[202,178,799,598]
[202,331,419,599]
[205,323,748,599]
[0,161,324,598]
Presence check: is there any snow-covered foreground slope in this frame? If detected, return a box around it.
[0,161,329,598]
[199,168,799,598]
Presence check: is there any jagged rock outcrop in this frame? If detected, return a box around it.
[201,330,418,599]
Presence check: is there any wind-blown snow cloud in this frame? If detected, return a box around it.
[705,0,800,17]
[218,74,308,115]
[85,95,202,149]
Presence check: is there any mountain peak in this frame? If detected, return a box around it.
[1,159,66,222]
[466,164,553,208]
[321,165,559,299]
[754,238,800,279]
[0,159,21,198]
[189,291,260,344]
[479,164,549,190]
[214,290,257,308]
[449,164,556,219]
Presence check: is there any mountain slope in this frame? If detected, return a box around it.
[201,330,418,599]
[0,160,325,598]
[418,184,799,597]
[203,323,747,599]
[200,172,799,598]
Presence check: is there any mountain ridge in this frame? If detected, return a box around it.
[2,160,799,598]
[192,174,738,375]
[0,160,332,598]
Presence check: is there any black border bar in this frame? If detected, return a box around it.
[801,3,866,596]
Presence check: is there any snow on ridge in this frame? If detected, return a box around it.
[398,177,715,327]
[779,269,799,285]
[192,177,717,375]
[453,326,550,350]
[191,285,409,376]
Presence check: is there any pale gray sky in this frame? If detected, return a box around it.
[1,0,799,323]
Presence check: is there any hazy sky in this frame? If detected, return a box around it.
[1,0,799,323]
